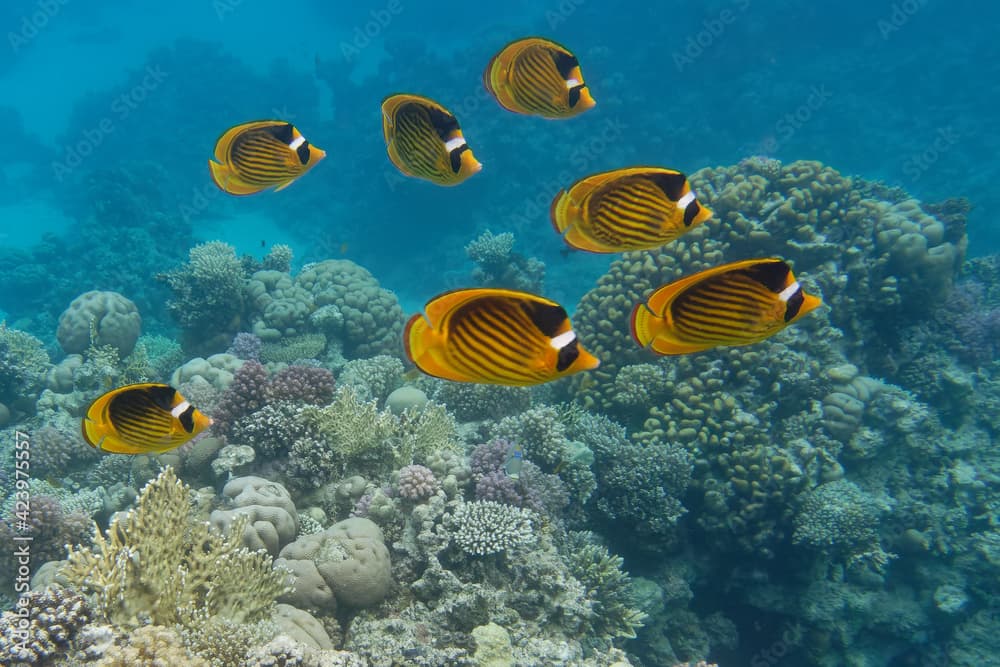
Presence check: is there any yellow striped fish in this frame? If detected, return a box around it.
[404,288,600,386]
[209,120,326,196]
[551,167,713,253]
[484,37,595,119]
[630,259,822,355]
[81,383,213,454]
[381,94,482,186]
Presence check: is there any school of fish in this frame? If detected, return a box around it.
[84,35,824,454]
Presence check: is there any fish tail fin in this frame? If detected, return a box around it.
[550,190,571,235]
[629,302,661,348]
[209,159,265,196]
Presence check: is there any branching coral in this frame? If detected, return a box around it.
[449,500,537,556]
[60,467,290,627]
[562,531,647,640]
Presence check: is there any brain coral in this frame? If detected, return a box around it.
[277,517,392,611]
[294,260,405,359]
[57,290,141,356]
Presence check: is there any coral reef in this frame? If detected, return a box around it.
[59,467,290,627]
[0,588,92,665]
[56,290,142,357]
[465,229,546,294]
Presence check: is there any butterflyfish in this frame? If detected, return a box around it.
[483,37,595,119]
[551,167,714,253]
[209,120,326,195]
[381,94,482,186]
[81,383,213,455]
[630,258,822,355]
[403,288,600,386]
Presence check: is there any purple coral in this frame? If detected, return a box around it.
[227,332,262,361]
[397,465,440,501]
[935,281,1000,365]
[475,470,523,506]
[265,365,335,405]
[0,495,91,580]
[470,438,516,479]
[212,360,270,435]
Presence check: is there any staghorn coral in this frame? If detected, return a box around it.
[291,386,461,485]
[562,531,647,640]
[448,500,536,556]
[59,466,290,627]
[95,624,210,666]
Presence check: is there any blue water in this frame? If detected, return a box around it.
[0,0,995,327]
[1,2,998,666]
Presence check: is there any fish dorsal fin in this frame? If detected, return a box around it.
[742,258,793,293]
[550,48,580,80]
[144,384,178,410]
[644,169,689,202]
[520,298,569,337]
[422,289,498,329]
[265,122,296,144]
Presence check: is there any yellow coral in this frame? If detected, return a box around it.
[60,466,291,627]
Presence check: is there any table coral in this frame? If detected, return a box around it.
[59,466,290,627]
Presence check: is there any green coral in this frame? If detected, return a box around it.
[292,386,461,484]
[563,531,647,640]
[60,467,290,627]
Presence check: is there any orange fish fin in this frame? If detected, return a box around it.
[420,288,500,329]
[550,190,573,234]
[629,302,661,348]
[403,313,471,383]
[649,336,711,356]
